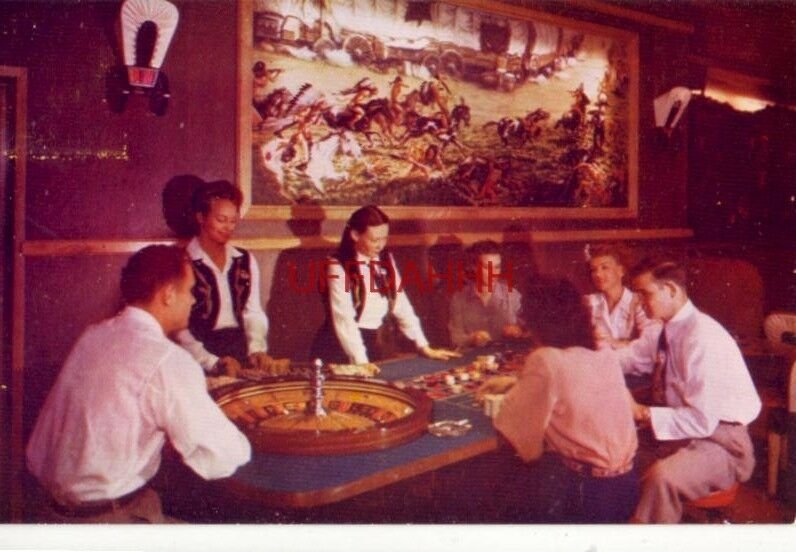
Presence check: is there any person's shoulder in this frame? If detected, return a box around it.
[449,284,472,302]
[155,341,205,380]
[185,237,204,260]
[692,306,731,335]
[682,307,736,349]
[230,244,250,259]
[527,346,564,365]
[583,292,601,307]
[501,280,521,297]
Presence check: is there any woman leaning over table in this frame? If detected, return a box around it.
[310,205,459,366]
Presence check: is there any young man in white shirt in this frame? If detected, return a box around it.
[625,258,761,523]
[27,245,251,522]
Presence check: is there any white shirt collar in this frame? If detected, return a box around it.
[598,287,633,311]
[666,299,696,327]
[121,306,165,336]
[356,251,380,264]
[186,237,243,268]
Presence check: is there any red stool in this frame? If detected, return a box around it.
[684,483,740,523]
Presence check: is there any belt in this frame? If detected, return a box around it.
[50,485,150,518]
[720,420,743,427]
[561,457,634,478]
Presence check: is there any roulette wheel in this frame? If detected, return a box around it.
[212,376,433,455]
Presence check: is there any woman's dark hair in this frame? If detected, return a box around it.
[121,245,189,305]
[336,205,390,264]
[521,276,594,349]
[191,180,243,217]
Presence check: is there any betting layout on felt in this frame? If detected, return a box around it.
[396,350,524,400]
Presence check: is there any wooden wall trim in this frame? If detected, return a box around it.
[567,0,695,33]
[4,65,27,522]
[21,228,694,257]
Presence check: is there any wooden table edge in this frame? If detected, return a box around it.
[215,436,500,509]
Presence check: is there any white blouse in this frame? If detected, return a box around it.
[585,287,652,346]
[327,252,429,364]
[176,237,269,371]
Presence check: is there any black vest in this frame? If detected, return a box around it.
[188,248,252,342]
[332,251,397,322]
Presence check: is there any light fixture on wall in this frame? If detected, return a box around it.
[653,86,693,138]
[107,0,179,116]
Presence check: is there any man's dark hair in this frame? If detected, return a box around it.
[468,240,501,259]
[120,245,190,305]
[587,242,630,269]
[629,257,688,292]
[521,276,594,349]
[191,179,243,217]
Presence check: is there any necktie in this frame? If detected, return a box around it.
[371,262,390,298]
[651,327,668,405]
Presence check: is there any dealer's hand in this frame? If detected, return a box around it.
[248,352,274,371]
[216,356,242,378]
[420,346,462,361]
[502,324,524,339]
[469,330,492,347]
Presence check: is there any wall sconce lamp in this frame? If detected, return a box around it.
[653,86,693,138]
[107,0,179,116]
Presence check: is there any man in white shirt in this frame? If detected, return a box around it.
[624,259,761,523]
[26,245,251,522]
[175,180,270,375]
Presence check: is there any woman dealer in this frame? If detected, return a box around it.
[176,180,271,375]
[311,205,459,366]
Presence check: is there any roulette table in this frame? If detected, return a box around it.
[210,346,526,509]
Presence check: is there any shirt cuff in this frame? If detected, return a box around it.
[247,339,267,354]
[414,336,430,350]
[648,407,679,440]
[202,354,220,374]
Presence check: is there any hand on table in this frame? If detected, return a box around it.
[501,324,524,339]
[469,331,492,347]
[215,356,242,378]
[248,352,274,371]
[626,388,652,426]
[475,375,517,402]
[329,362,381,377]
[419,346,462,361]
[248,352,292,376]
